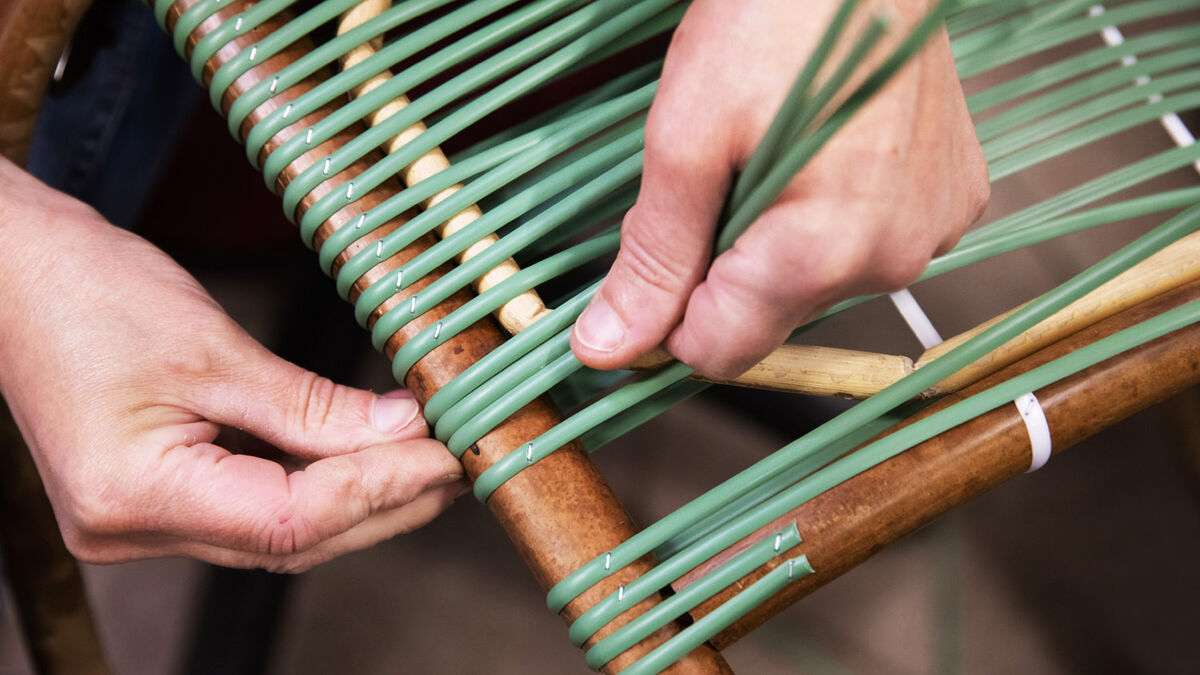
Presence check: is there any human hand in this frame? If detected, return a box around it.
[0,158,464,573]
[571,0,989,379]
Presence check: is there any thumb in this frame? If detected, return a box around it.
[194,341,434,460]
[571,101,733,370]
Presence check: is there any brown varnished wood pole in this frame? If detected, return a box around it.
[680,281,1200,649]
[0,0,94,164]
[164,2,730,672]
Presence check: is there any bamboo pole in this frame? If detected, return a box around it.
[0,0,93,163]
[695,344,914,398]
[918,230,1200,396]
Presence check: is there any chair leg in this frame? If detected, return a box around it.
[1166,386,1200,488]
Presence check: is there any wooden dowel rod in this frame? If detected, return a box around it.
[918,230,1200,396]
[626,343,913,398]
[680,279,1200,649]
[168,2,729,672]
[695,344,914,398]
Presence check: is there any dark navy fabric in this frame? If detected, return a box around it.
[27,0,200,229]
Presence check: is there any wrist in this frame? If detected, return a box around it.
[0,163,108,379]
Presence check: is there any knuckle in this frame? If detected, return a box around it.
[966,174,991,224]
[615,213,697,295]
[799,239,874,299]
[61,531,115,564]
[322,455,366,491]
[871,254,927,291]
[960,142,991,225]
[288,372,340,436]
[643,113,697,172]
[68,489,129,539]
[257,515,321,557]
[161,342,222,387]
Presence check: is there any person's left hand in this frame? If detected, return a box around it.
[0,156,465,573]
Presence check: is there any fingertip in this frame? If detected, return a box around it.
[572,294,627,357]
[401,437,464,486]
[372,392,424,436]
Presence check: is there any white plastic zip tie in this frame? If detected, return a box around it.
[1015,392,1053,472]
[889,288,944,350]
[890,289,1053,470]
[1090,4,1200,175]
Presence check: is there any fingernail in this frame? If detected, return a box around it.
[574,298,626,353]
[373,394,419,432]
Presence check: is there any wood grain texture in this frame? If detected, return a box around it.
[165,1,729,671]
[0,0,93,164]
[697,344,914,398]
[679,280,1200,649]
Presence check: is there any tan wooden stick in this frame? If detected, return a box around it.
[917,230,1200,396]
[629,344,912,399]
[334,1,912,400]
[336,0,549,335]
[694,344,914,398]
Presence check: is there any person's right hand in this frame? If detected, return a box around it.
[0,157,464,573]
[571,0,988,379]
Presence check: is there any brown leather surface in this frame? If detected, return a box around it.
[0,0,94,165]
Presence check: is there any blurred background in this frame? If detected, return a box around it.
[2,1,1199,673]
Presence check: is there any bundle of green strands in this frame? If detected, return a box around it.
[146,0,1200,671]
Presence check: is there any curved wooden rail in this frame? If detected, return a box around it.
[165,1,728,672]
[681,280,1200,648]
[4,2,1200,674]
[0,0,92,164]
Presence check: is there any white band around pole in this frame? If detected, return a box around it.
[1014,392,1053,472]
[889,288,943,350]
[889,289,1053,471]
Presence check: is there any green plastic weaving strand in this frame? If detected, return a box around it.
[145,0,1200,671]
